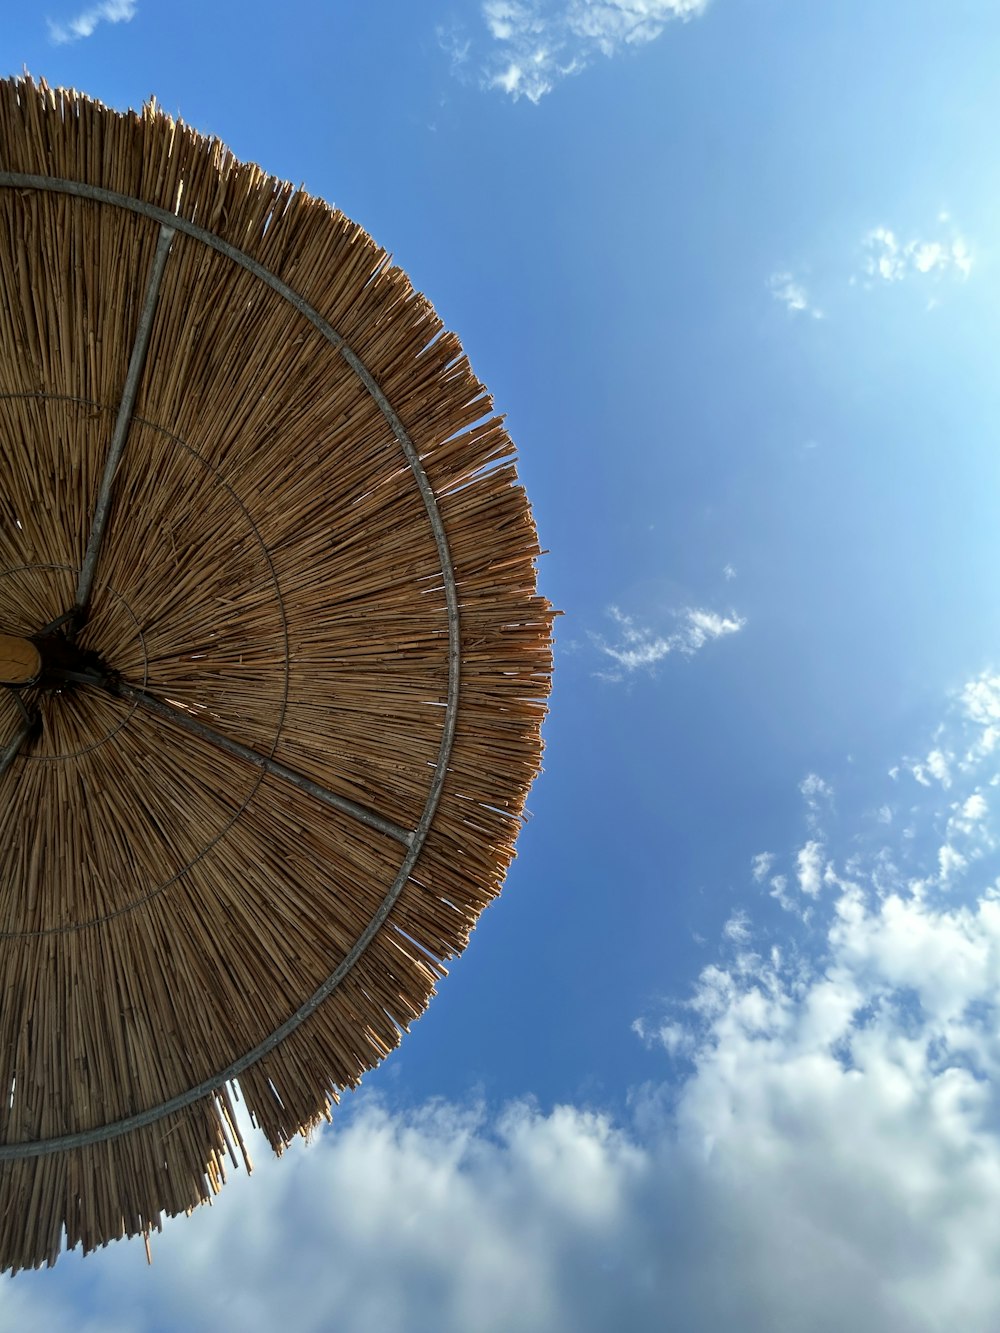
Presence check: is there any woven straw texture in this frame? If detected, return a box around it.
[0,76,552,1271]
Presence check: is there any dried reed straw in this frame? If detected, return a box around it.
[0,76,553,1271]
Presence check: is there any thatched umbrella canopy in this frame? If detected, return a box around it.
[0,76,552,1271]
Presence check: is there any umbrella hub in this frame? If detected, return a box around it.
[28,629,115,693]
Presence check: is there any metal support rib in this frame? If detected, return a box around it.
[115,680,414,847]
[0,697,36,780]
[73,223,175,628]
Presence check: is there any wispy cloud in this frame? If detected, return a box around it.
[591,603,745,680]
[449,0,709,104]
[683,608,744,649]
[47,0,136,43]
[722,909,752,945]
[750,852,774,884]
[907,746,953,790]
[949,791,988,837]
[860,216,973,286]
[960,672,1000,765]
[772,214,974,320]
[768,271,823,319]
[438,22,472,72]
[799,772,833,829]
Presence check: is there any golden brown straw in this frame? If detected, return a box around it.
[0,76,553,1271]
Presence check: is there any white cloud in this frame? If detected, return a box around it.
[634,1016,694,1057]
[682,608,745,649]
[943,793,994,861]
[800,773,833,829]
[796,839,825,897]
[864,226,906,281]
[963,793,988,821]
[625,810,1000,1329]
[568,0,707,51]
[926,749,952,785]
[953,792,989,833]
[723,909,752,945]
[861,222,974,286]
[769,271,823,319]
[723,563,737,581]
[907,678,1000,785]
[960,673,1000,764]
[753,843,825,915]
[484,0,534,42]
[470,0,708,103]
[800,773,832,802]
[19,875,1000,1331]
[751,852,774,883]
[963,674,1000,727]
[937,842,967,884]
[591,606,675,677]
[2,1098,653,1332]
[768,872,797,913]
[27,994,1000,1333]
[592,604,745,680]
[771,217,974,319]
[907,745,954,790]
[47,0,136,43]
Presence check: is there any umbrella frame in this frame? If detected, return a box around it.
[0,169,465,1160]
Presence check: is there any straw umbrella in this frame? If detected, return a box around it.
[0,76,552,1271]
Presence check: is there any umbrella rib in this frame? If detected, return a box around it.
[0,692,37,779]
[72,222,176,630]
[113,679,414,847]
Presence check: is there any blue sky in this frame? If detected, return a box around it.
[5,1,1000,1328]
